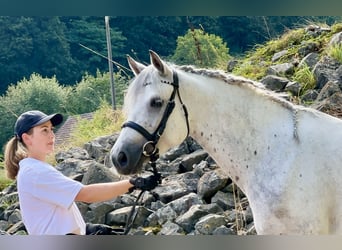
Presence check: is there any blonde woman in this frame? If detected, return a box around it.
[4,110,159,235]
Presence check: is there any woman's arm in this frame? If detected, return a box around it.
[75,179,134,203]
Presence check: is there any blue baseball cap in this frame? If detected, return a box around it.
[14,110,63,141]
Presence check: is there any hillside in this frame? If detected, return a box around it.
[231,23,342,118]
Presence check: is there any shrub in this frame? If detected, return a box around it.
[0,167,12,191]
[0,73,69,149]
[171,29,230,69]
[67,102,125,148]
[66,70,129,114]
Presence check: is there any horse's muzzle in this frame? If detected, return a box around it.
[110,144,147,175]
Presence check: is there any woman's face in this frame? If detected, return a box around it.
[22,121,56,160]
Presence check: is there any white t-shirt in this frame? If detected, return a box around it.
[17,157,86,235]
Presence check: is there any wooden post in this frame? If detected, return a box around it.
[105,16,116,110]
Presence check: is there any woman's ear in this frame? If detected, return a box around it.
[21,133,32,146]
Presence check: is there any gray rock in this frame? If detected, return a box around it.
[211,191,236,210]
[194,214,227,235]
[8,209,21,224]
[175,203,223,233]
[272,50,288,62]
[168,192,203,215]
[149,205,178,225]
[81,162,120,185]
[299,52,320,70]
[298,42,319,57]
[197,169,229,200]
[106,205,152,227]
[328,31,342,46]
[0,220,10,231]
[266,63,294,77]
[301,89,319,102]
[313,56,341,89]
[159,221,185,235]
[55,147,90,163]
[56,158,93,177]
[212,225,235,235]
[85,201,116,224]
[261,75,290,91]
[83,134,117,164]
[285,81,302,96]
[179,149,208,172]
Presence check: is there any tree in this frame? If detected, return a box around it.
[0,17,34,93]
[171,29,230,69]
[0,17,77,91]
[112,16,186,63]
[66,70,129,114]
[0,74,69,148]
[60,16,127,80]
[31,17,77,83]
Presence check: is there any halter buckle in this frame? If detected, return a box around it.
[143,141,157,157]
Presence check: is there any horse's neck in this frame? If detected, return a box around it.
[180,73,296,192]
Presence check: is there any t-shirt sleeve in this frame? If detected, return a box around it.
[31,167,84,209]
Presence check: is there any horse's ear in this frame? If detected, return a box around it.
[127,55,146,76]
[149,50,171,76]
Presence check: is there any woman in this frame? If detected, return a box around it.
[4,110,159,235]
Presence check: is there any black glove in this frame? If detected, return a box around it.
[129,174,160,191]
[86,223,124,235]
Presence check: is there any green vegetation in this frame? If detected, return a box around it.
[171,29,230,69]
[233,22,342,92]
[0,71,129,151]
[232,28,308,80]
[0,154,12,191]
[66,70,129,114]
[0,74,69,149]
[66,103,125,149]
[0,166,12,191]
[327,43,342,63]
[292,63,316,94]
[0,16,340,94]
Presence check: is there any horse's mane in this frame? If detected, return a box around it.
[176,64,296,111]
[124,62,296,116]
[178,65,266,89]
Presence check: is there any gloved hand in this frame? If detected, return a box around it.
[129,174,161,191]
[86,223,124,235]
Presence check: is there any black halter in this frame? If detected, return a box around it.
[121,70,190,159]
[120,69,189,235]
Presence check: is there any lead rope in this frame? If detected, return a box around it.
[123,151,161,235]
[122,190,144,235]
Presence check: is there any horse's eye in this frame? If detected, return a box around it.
[150,97,163,108]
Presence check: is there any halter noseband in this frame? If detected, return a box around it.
[122,70,190,158]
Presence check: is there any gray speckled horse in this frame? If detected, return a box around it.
[111,50,342,234]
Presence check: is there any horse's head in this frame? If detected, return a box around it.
[110,50,189,175]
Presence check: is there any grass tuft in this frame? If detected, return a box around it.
[327,43,342,63]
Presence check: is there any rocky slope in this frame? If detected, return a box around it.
[0,135,254,235]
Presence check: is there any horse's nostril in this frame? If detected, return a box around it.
[117,151,128,167]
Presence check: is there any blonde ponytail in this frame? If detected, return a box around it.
[4,137,27,180]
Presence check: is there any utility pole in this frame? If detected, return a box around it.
[105,16,116,110]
